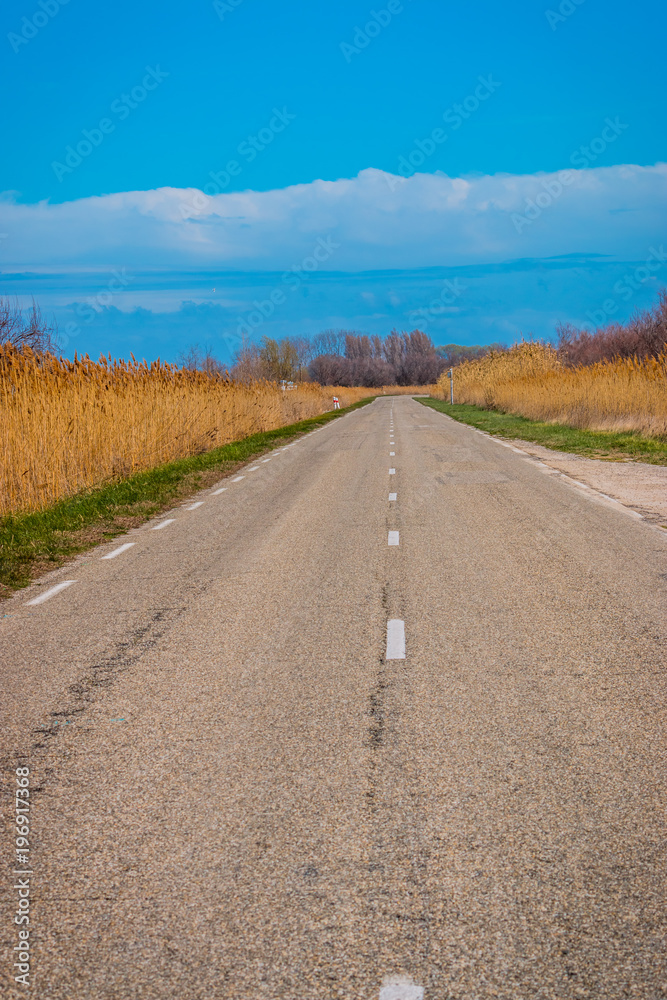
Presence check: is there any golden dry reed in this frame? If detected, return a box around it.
[434,341,667,437]
[1,346,384,516]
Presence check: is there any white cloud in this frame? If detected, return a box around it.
[0,163,665,271]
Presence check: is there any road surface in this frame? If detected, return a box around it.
[1,396,666,999]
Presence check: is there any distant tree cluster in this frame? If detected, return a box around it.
[557,291,667,366]
[230,329,448,386]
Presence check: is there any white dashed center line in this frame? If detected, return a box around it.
[388,531,399,546]
[212,487,227,495]
[389,468,396,475]
[152,519,175,531]
[385,620,406,661]
[389,493,397,501]
[232,476,245,482]
[26,580,77,606]
[185,501,204,510]
[379,977,423,999]
[101,543,135,560]
[390,451,395,456]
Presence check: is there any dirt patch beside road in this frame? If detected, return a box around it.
[511,439,667,525]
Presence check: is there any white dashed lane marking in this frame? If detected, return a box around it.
[385,620,406,661]
[26,580,77,607]
[388,531,399,546]
[212,487,227,495]
[379,977,423,999]
[185,501,204,510]
[152,519,176,531]
[389,468,396,475]
[232,476,245,483]
[101,543,135,560]
[248,467,260,472]
[389,493,397,501]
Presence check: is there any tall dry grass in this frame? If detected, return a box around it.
[1,347,378,516]
[434,341,667,437]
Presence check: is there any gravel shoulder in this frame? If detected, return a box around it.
[508,439,667,525]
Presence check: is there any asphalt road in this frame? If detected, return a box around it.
[2,396,666,1000]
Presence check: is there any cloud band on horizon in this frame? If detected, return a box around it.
[0,162,665,273]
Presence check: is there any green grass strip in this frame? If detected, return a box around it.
[0,396,375,598]
[418,398,667,465]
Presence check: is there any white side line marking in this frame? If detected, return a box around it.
[379,976,423,999]
[212,487,227,495]
[185,501,204,510]
[152,519,176,530]
[262,458,271,463]
[389,468,396,475]
[232,476,245,482]
[386,620,406,661]
[26,580,76,606]
[389,493,397,501]
[101,543,135,560]
[388,531,399,546]
[247,466,260,472]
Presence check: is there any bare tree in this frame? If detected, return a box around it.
[0,297,59,352]
[178,343,226,375]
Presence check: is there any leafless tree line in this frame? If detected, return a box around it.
[557,290,667,365]
[230,329,447,386]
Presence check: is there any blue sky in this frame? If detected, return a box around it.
[1,0,666,361]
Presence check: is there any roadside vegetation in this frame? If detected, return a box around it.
[420,399,667,465]
[0,345,377,516]
[0,398,375,599]
[431,292,667,444]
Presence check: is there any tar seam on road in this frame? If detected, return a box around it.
[101,543,135,560]
[26,580,77,606]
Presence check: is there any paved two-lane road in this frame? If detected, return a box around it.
[1,396,666,999]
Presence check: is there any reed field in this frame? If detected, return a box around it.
[434,342,667,438]
[1,346,381,516]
